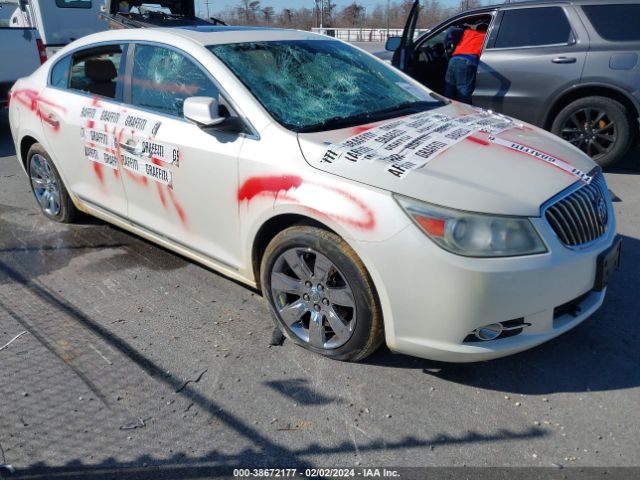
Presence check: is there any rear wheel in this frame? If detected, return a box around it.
[260,226,383,362]
[551,96,632,169]
[27,143,79,223]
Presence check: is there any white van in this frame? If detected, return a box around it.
[19,0,107,57]
[0,0,106,106]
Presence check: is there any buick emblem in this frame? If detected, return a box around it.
[596,196,608,226]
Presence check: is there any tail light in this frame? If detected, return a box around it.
[36,39,47,64]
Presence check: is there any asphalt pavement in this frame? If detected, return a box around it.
[1,104,639,478]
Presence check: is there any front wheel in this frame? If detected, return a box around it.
[260,226,384,362]
[551,96,633,169]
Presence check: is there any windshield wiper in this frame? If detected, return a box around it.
[298,100,442,133]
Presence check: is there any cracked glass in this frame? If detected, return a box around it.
[209,40,439,132]
[132,45,218,117]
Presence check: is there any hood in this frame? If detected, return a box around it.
[298,102,597,217]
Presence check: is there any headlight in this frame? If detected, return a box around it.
[394,195,547,257]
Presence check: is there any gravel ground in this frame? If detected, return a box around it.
[0,103,639,479]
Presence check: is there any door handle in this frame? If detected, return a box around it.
[119,142,136,153]
[43,113,59,128]
[552,56,577,64]
[119,141,150,157]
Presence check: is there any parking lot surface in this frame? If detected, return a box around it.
[1,106,639,477]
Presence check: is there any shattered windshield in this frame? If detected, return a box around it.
[208,40,442,132]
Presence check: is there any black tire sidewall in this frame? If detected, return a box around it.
[261,227,381,361]
[551,96,631,169]
[27,144,77,223]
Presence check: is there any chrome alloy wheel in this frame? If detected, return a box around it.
[30,154,61,217]
[560,108,616,160]
[270,247,357,349]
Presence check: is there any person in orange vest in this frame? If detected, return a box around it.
[443,23,488,104]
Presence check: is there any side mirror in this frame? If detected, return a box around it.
[18,0,28,11]
[184,96,225,127]
[385,36,402,52]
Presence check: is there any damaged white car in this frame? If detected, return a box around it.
[8,27,620,362]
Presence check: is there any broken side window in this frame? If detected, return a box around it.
[131,44,218,117]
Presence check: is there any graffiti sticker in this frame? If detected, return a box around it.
[322,110,515,178]
[120,152,173,187]
[84,145,118,170]
[488,136,593,183]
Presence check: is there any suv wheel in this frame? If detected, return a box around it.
[551,96,633,169]
[260,226,384,362]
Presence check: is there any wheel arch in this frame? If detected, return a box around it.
[251,213,339,290]
[543,84,640,131]
[19,135,40,172]
[18,136,86,217]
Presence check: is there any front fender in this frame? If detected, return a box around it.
[238,174,411,283]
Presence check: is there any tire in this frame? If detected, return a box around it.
[27,143,79,223]
[260,226,384,362]
[551,96,633,169]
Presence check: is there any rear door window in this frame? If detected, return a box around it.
[70,45,124,99]
[50,55,72,89]
[493,7,574,48]
[582,4,640,41]
[130,44,218,117]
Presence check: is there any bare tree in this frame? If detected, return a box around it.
[400,0,415,16]
[213,0,453,30]
[237,0,261,23]
[262,6,274,24]
[341,2,366,27]
[280,8,293,25]
[369,4,386,28]
[419,0,449,28]
[458,0,484,11]
[323,1,338,27]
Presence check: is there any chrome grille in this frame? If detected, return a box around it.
[545,173,609,246]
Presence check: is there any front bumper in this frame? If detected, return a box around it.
[355,210,618,363]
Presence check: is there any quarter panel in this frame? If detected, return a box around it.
[579,50,640,114]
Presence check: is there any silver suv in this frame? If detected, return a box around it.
[388,0,640,168]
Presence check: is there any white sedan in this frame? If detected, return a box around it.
[8,27,620,362]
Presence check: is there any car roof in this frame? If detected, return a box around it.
[466,0,638,14]
[168,25,326,44]
[71,26,326,50]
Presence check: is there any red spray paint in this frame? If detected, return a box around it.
[166,187,186,225]
[11,89,66,132]
[237,175,375,231]
[351,125,375,135]
[81,100,187,225]
[93,162,105,184]
[466,136,490,146]
[237,175,303,202]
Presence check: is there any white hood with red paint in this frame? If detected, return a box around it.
[298,103,596,217]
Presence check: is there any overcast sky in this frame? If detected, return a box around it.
[199,0,463,15]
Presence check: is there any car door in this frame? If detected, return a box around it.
[392,4,496,96]
[405,28,450,95]
[392,0,420,75]
[118,42,245,268]
[39,43,129,217]
[474,5,588,125]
